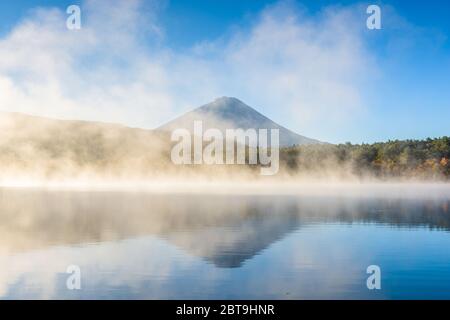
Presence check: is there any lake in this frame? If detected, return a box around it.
[1,184,450,299]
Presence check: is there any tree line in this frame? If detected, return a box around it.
[280,137,450,179]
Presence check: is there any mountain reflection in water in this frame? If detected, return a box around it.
[0,187,449,299]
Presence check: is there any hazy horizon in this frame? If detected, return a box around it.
[1,101,448,146]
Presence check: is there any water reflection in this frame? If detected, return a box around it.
[0,188,450,299]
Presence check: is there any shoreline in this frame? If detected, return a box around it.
[1,179,450,198]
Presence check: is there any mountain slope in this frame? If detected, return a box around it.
[158,97,321,147]
[0,112,172,179]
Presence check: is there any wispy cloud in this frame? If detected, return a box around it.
[0,0,376,139]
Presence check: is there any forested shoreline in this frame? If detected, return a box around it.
[1,112,449,180]
[280,137,450,179]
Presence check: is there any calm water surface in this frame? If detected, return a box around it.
[1,187,450,299]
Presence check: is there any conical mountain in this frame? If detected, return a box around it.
[158,97,321,147]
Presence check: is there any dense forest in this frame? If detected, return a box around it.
[280,137,450,179]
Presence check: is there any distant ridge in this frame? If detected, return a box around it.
[158,97,322,147]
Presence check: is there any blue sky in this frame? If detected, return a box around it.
[0,0,449,144]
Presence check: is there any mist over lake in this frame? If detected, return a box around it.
[1,184,450,299]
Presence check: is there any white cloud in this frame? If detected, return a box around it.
[0,0,375,139]
[216,2,375,139]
